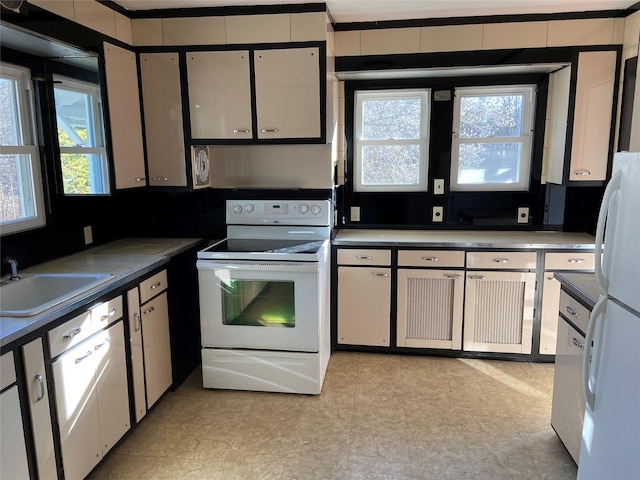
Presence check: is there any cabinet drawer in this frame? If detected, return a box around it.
[337,249,391,266]
[398,250,464,268]
[91,295,123,330]
[545,252,595,271]
[559,290,591,334]
[0,351,16,390]
[466,251,536,270]
[49,311,93,358]
[139,270,168,304]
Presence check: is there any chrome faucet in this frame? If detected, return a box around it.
[4,257,20,280]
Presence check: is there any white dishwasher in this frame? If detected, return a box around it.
[551,289,591,464]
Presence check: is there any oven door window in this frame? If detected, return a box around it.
[223,279,295,327]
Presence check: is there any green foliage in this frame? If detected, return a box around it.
[58,127,91,194]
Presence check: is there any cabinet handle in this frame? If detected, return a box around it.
[372,272,389,277]
[143,306,155,315]
[468,275,485,280]
[101,308,117,321]
[94,337,111,350]
[34,374,45,402]
[152,177,169,181]
[63,327,82,340]
[135,177,146,182]
[422,257,439,262]
[75,350,93,364]
[233,128,250,133]
[572,337,585,349]
[444,274,462,279]
[134,312,141,332]
[573,170,591,176]
[547,276,556,281]
[260,128,279,133]
[356,255,372,260]
[150,281,162,290]
[567,258,585,264]
[493,258,510,263]
[565,306,579,316]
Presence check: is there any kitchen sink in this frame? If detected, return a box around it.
[0,273,113,317]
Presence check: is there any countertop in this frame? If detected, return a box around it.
[0,238,202,349]
[554,272,600,309]
[332,229,595,249]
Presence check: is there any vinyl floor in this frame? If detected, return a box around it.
[89,352,577,479]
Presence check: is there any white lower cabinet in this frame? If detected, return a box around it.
[23,338,56,480]
[397,269,464,349]
[0,352,30,480]
[53,321,129,480]
[337,266,391,347]
[127,287,147,422]
[463,270,536,354]
[141,291,172,408]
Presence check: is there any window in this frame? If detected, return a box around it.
[53,75,109,195]
[451,85,535,191]
[354,89,430,192]
[0,63,46,235]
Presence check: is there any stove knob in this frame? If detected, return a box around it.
[244,203,255,213]
[299,203,310,214]
[232,204,243,214]
[311,204,322,215]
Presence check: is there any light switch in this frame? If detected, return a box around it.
[432,206,443,223]
[434,179,444,195]
[84,226,93,245]
[350,206,361,222]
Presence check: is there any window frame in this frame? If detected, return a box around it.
[52,74,109,195]
[0,62,46,236]
[450,84,536,192]
[353,88,431,192]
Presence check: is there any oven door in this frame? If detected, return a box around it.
[197,260,321,352]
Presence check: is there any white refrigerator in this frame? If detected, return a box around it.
[577,152,640,479]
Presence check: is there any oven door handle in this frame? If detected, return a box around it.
[197,260,320,273]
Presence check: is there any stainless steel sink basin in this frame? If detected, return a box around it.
[0,273,113,317]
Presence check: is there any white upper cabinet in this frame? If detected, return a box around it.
[140,52,187,187]
[103,42,146,190]
[254,47,321,139]
[187,51,252,139]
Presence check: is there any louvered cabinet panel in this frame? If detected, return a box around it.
[463,271,536,354]
[397,269,464,349]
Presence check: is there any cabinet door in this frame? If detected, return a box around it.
[94,322,130,454]
[53,339,102,480]
[141,292,172,407]
[463,271,536,354]
[140,53,187,187]
[337,267,390,347]
[540,274,561,355]
[397,269,464,349]
[0,386,30,480]
[569,50,617,182]
[103,42,146,189]
[254,47,321,139]
[23,338,57,480]
[187,51,252,139]
[127,287,147,422]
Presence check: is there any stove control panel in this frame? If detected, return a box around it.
[226,200,331,226]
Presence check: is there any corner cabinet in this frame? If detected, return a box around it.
[186,46,322,142]
[103,42,146,190]
[140,52,187,187]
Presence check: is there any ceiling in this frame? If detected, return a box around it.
[111,0,637,23]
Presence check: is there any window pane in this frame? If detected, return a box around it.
[361,144,421,186]
[60,153,106,194]
[0,77,23,146]
[362,97,421,140]
[0,153,36,223]
[54,88,96,147]
[457,143,522,184]
[459,94,524,138]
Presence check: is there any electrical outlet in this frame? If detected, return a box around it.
[83,226,93,245]
[350,206,361,222]
[434,179,445,195]
[432,206,443,222]
[517,207,530,224]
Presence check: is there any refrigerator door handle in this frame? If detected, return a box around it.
[594,169,622,293]
[583,295,607,410]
